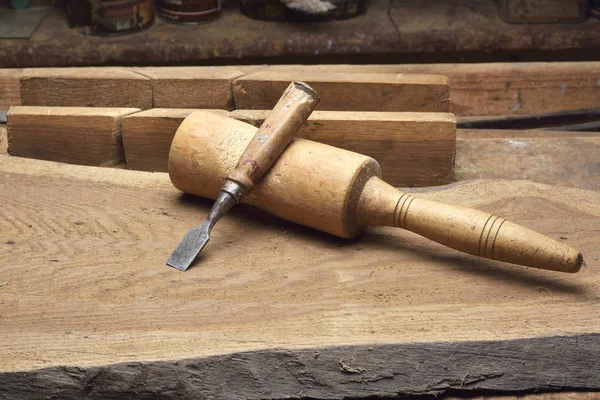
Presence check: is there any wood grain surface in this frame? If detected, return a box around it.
[134,67,244,109]
[7,106,140,166]
[0,69,21,112]
[0,157,598,383]
[3,62,598,116]
[121,108,226,172]
[123,108,455,187]
[233,71,450,112]
[262,63,600,116]
[20,68,153,109]
[455,129,600,191]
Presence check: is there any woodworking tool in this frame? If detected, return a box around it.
[167,82,319,271]
[168,111,584,274]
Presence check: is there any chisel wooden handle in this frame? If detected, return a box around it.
[228,82,319,192]
[359,177,583,272]
[169,111,584,273]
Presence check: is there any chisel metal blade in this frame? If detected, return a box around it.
[166,220,211,271]
[167,185,240,271]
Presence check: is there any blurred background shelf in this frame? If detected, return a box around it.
[1,0,599,68]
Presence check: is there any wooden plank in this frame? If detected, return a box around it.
[1,336,599,399]
[233,72,450,112]
[121,108,228,172]
[122,108,455,186]
[262,63,600,116]
[231,109,456,187]
[11,62,600,116]
[0,157,598,397]
[455,129,600,192]
[134,67,245,109]
[20,68,153,109]
[7,106,140,166]
[0,69,21,112]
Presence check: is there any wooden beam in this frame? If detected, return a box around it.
[134,67,245,109]
[0,157,598,397]
[455,129,600,192]
[122,108,455,186]
[121,108,228,172]
[0,69,21,113]
[232,72,450,112]
[231,109,456,187]
[7,106,140,166]
[261,63,600,116]
[20,68,153,109]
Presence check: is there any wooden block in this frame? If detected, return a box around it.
[257,63,600,117]
[497,0,589,23]
[0,69,21,112]
[122,108,455,186]
[232,110,456,187]
[7,106,140,166]
[134,67,245,109]
[122,108,228,172]
[0,156,599,397]
[233,71,450,112]
[20,68,153,109]
[455,129,600,191]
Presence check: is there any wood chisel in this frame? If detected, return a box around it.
[167,82,320,271]
[168,110,584,274]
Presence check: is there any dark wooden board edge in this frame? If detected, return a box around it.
[1,334,598,399]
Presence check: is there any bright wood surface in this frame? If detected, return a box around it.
[0,155,598,376]
[20,68,153,109]
[0,69,21,112]
[233,71,450,112]
[134,67,244,109]
[7,106,140,166]
[122,108,455,187]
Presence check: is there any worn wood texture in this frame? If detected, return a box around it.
[233,72,450,112]
[455,129,600,192]
[497,0,589,23]
[233,109,456,187]
[134,67,244,109]
[0,69,21,113]
[7,106,140,166]
[20,68,153,109]
[0,157,598,376]
[263,62,600,116]
[122,108,455,187]
[1,334,599,399]
[6,61,600,116]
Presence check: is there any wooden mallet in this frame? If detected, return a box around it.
[168,111,584,273]
[167,82,319,271]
